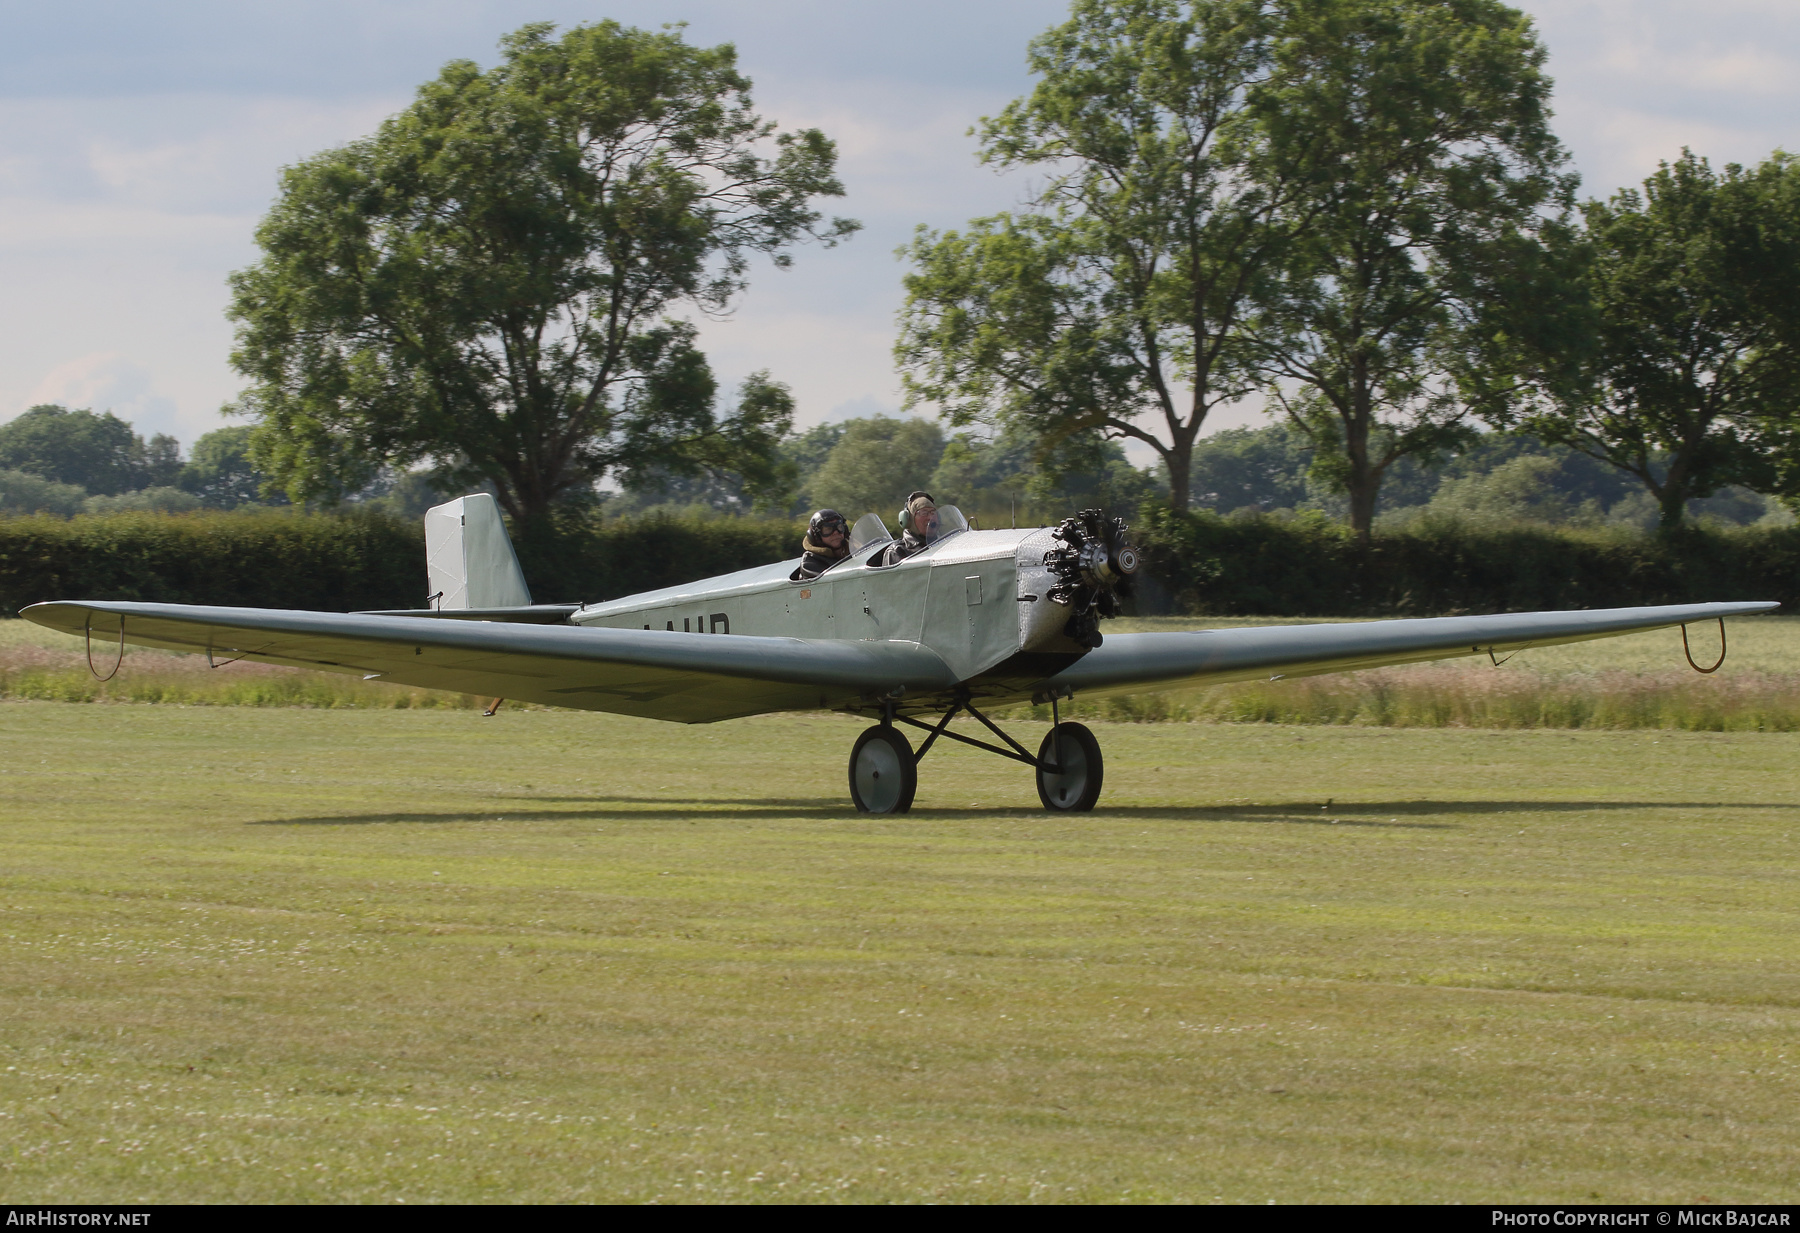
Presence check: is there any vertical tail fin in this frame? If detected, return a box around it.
[424,494,533,610]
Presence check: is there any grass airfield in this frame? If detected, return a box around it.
[2,702,1798,1203]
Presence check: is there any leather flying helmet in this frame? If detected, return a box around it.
[809,509,849,544]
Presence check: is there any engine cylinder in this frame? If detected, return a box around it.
[1039,509,1139,649]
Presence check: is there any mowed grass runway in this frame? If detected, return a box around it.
[2,702,1797,1203]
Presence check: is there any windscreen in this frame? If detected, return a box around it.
[847,512,892,553]
[932,506,970,541]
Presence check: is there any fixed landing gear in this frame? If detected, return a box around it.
[848,724,918,814]
[846,695,1104,815]
[1035,721,1103,811]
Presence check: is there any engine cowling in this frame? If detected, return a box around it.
[1043,509,1138,649]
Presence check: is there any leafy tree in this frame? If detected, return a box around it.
[605,373,799,516]
[1186,422,1315,512]
[180,426,274,508]
[1525,151,1800,531]
[930,424,1154,520]
[783,421,849,478]
[1246,0,1574,542]
[1422,455,1591,525]
[83,487,203,516]
[897,0,1331,512]
[0,405,146,495]
[0,469,88,517]
[228,21,856,539]
[926,432,1018,511]
[357,470,455,522]
[604,378,802,519]
[1686,487,1782,527]
[1393,431,1636,512]
[807,417,946,519]
[143,434,183,488]
[780,420,849,512]
[1184,422,1641,521]
[604,468,754,518]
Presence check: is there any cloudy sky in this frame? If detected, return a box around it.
[2,0,1796,454]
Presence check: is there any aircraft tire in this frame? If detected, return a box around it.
[849,725,917,814]
[1035,721,1103,812]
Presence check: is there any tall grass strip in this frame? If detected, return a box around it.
[999,665,1800,731]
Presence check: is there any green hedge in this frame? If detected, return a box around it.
[1133,508,1800,615]
[515,514,803,605]
[0,509,425,616]
[4,507,1794,620]
[0,509,808,617]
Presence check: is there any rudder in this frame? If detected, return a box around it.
[424,494,533,610]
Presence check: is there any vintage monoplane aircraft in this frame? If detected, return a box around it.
[23,493,1776,813]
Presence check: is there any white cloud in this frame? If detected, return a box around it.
[686,78,1035,430]
[693,300,906,431]
[1555,100,1762,196]
[1521,0,1800,192]
[0,94,400,213]
[24,353,179,434]
[0,94,401,444]
[1605,44,1798,98]
[0,213,245,443]
[826,395,903,422]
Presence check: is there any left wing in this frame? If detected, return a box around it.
[22,600,958,724]
[1038,601,1779,698]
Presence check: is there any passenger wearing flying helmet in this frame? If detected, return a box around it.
[880,491,939,566]
[795,508,852,580]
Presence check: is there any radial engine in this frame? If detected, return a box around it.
[1043,508,1140,649]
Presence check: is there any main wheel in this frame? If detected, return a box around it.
[1035,721,1104,811]
[849,725,917,814]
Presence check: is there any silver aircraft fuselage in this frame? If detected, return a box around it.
[570,527,1087,706]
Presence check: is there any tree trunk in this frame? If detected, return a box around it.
[1346,473,1379,544]
[510,502,570,603]
[1654,447,1694,534]
[1344,389,1377,545]
[1163,435,1193,514]
[501,476,564,600]
[1655,485,1689,533]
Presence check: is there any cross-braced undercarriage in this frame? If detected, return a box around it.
[846,688,1103,814]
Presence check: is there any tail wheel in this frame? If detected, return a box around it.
[1035,721,1104,812]
[849,725,917,814]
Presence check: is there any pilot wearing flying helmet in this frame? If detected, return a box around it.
[880,491,939,566]
[796,508,851,580]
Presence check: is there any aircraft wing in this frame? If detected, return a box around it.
[1044,602,1780,698]
[22,600,958,724]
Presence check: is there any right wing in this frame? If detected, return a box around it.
[22,600,958,724]
[1042,601,1780,698]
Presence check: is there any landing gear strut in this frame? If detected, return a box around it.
[846,693,1104,815]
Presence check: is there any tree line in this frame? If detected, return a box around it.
[896,0,1800,540]
[614,414,1788,533]
[0,407,268,516]
[10,3,1798,548]
[10,396,1778,539]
